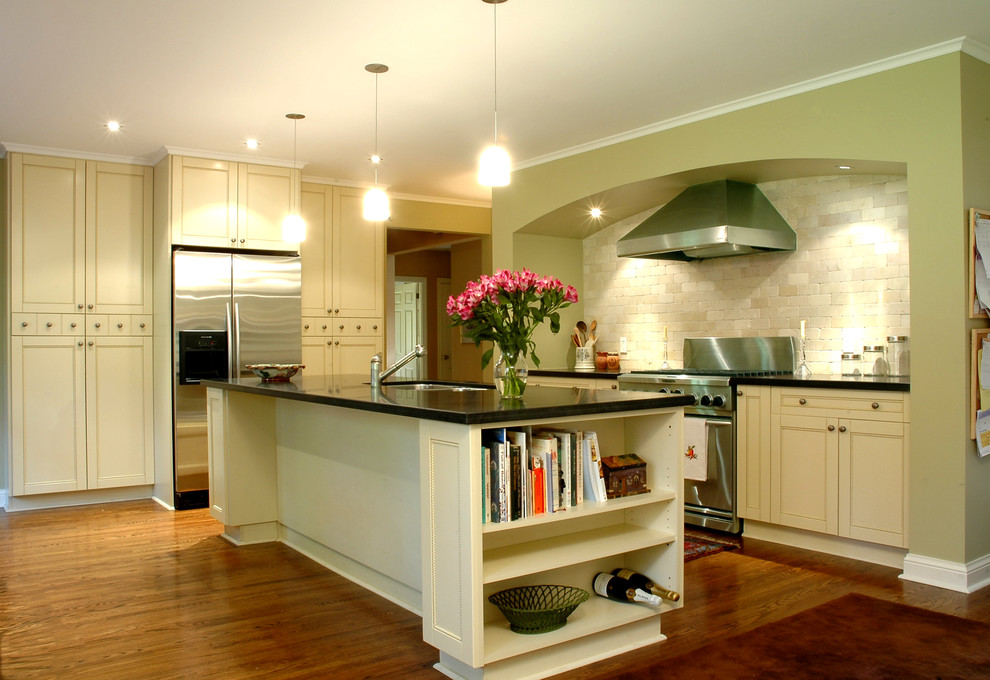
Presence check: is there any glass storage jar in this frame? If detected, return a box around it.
[862,345,888,376]
[886,335,910,377]
[841,352,862,376]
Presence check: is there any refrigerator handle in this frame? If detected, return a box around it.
[225,302,235,378]
[233,302,242,377]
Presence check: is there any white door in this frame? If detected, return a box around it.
[394,279,424,380]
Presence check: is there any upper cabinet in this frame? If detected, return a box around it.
[300,183,384,318]
[169,156,299,251]
[9,154,152,315]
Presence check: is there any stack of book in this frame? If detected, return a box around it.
[481,428,630,523]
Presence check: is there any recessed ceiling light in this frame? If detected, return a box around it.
[105,120,121,132]
[590,207,603,219]
[246,139,260,150]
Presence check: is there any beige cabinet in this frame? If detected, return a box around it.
[750,386,910,548]
[170,156,299,250]
[9,335,153,495]
[6,152,155,497]
[736,384,771,522]
[301,317,383,378]
[300,183,384,319]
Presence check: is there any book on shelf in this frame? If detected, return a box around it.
[507,430,529,518]
[582,431,608,502]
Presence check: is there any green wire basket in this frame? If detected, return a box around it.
[488,584,590,634]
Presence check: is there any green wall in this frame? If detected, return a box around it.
[493,53,990,567]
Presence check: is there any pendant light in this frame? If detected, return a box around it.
[282,113,306,242]
[478,0,510,187]
[363,63,390,221]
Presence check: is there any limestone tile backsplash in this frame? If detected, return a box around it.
[582,174,909,374]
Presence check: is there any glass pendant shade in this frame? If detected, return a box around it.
[363,187,390,221]
[479,145,510,186]
[281,213,306,242]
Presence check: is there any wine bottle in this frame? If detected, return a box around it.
[611,568,681,602]
[592,572,662,606]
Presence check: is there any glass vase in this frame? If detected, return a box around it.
[494,350,529,399]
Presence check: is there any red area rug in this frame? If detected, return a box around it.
[613,593,990,680]
[683,529,740,562]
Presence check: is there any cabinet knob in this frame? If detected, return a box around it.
[339,324,345,330]
[839,425,847,433]
[231,238,237,243]
[88,341,94,347]
[334,340,339,345]
[140,323,146,329]
[373,325,378,330]
[88,304,94,310]
[70,322,78,328]
[94,322,101,328]
[117,322,124,329]
[46,322,54,328]
[799,398,807,405]
[327,308,333,315]
[611,383,618,389]
[737,389,743,396]
[240,238,245,244]
[78,341,84,347]
[827,424,835,431]
[356,325,361,330]
[871,402,879,410]
[322,325,328,331]
[326,340,332,346]
[334,308,339,314]
[78,304,84,310]
[20,321,28,327]
[304,324,310,330]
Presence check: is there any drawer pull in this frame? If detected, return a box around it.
[304,324,310,330]
[827,424,835,431]
[140,323,146,329]
[21,321,28,327]
[94,322,101,329]
[872,402,879,410]
[799,398,807,405]
[322,325,328,331]
[339,324,345,330]
[839,425,847,433]
[117,322,124,329]
[70,322,78,328]
[356,325,361,330]
[373,325,379,330]
[46,322,54,328]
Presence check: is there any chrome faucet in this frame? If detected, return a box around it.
[370,344,425,388]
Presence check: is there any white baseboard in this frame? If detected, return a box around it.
[743,520,907,569]
[901,551,990,593]
[0,488,8,509]
[3,486,154,512]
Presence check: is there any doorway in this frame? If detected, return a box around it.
[394,277,425,380]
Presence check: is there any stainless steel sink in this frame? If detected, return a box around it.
[385,381,493,392]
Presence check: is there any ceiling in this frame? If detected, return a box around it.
[2,0,989,207]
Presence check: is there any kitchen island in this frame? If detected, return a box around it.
[203,374,691,680]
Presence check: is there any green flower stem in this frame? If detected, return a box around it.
[500,361,526,399]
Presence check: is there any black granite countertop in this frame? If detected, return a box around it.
[531,369,909,392]
[202,374,694,425]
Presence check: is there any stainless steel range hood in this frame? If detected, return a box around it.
[616,179,796,261]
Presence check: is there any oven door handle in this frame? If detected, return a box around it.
[705,419,731,481]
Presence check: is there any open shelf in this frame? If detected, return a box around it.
[484,595,673,664]
[483,523,676,584]
[482,487,677,535]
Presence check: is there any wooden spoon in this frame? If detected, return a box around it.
[576,320,588,346]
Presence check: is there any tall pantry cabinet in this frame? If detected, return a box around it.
[299,183,384,377]
[4,153,154,499]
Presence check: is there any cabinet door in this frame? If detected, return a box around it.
[333,187,384,317]
[302,337,334,376]
[332,335,383,378]
[170,156,238,247]
[237,164,298,250]
[771,413,838,534]
[838,419,908,547]
[86,162,154,314]
[9,153,86,313]
[300,183,334,316]
[10,336,87,495]
[737,385,771,521]
[85,336,154,488]
[206,387,227,524]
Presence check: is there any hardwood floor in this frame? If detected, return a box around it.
[1,501,987,680]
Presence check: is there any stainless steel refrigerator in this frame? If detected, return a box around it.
[172,249,301,509]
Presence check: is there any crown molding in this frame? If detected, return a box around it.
[0,142,155,165]
[161,146,305,169]
[516,36,986,173]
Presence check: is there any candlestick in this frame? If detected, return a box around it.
[800,320,805,339]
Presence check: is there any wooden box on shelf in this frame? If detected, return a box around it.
[601,454,649,499]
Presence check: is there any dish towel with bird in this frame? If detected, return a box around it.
[683,418,708,482]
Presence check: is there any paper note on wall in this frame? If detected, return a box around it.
[981,343,990,410]
[974,219,990,313]
[976,409,990,457]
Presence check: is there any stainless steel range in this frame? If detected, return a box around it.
[618,336,797,533]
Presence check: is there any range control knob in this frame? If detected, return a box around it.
[671,388,683,395]
[657,388,669,394]
[711,395,726,408]
[700,394,713,407]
